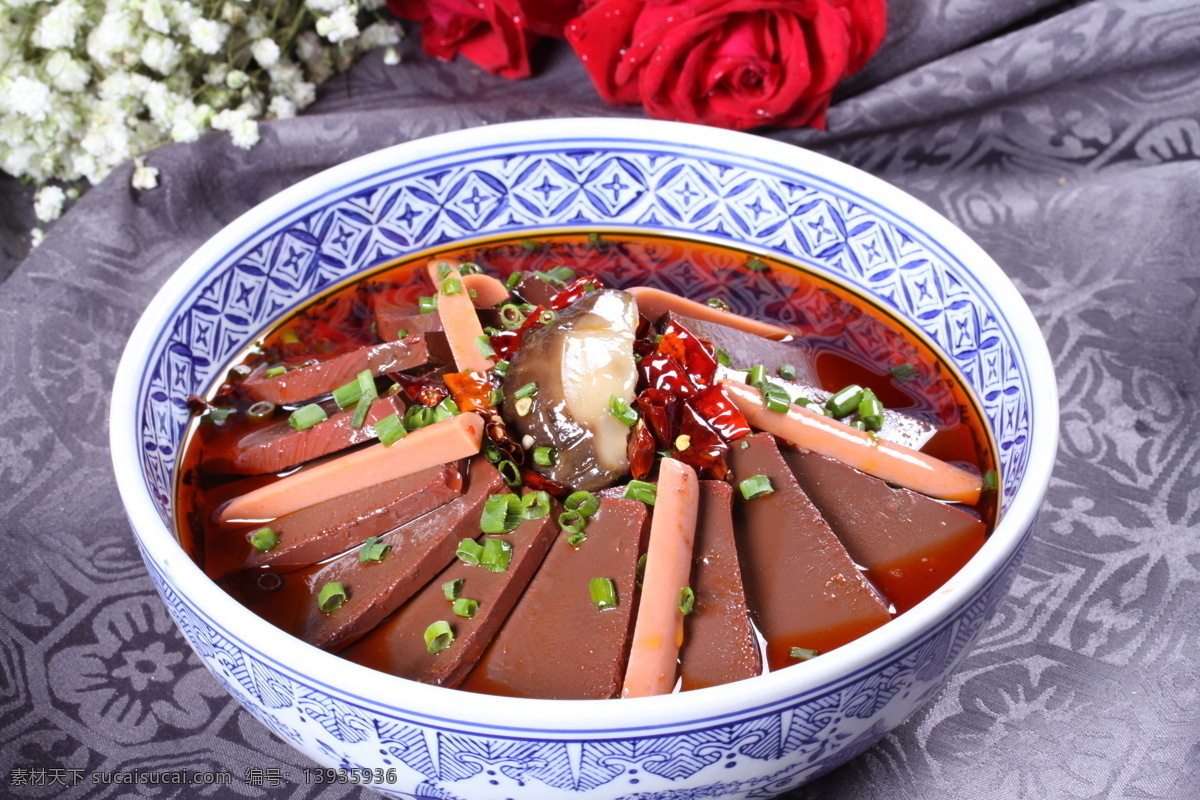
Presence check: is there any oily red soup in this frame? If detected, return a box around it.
[176,232,997,698]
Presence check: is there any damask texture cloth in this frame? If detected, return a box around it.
[1,0,1198,797]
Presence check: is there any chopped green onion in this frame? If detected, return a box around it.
[825,385,864,418]
[264,365,287,379]
[777,364,797,381]
[539,309,557,325]
[481,538,513,572]
[436,260,454,279]
[456,538,484,566]
[431,397,459,423]
[678,587,695,615]
[350,369,378,429]
[475,334,496,360]
[890,362,918,380]
[535,266,575,284]
[858,388,884,431]
[740,440,750,449]
[566,530,587,546]
[496,460,522,487]
[332,377,363,409]
[505,270,525,289]
[983,470,999,491]
[442,578,464,601]
[393,328,410,341]
[747,364,767,388]
[745,257,767,273]
[588,232,603,247]
[424,620,454,653]
[489,388,505,406]
[589,577,617,610]
[761,381,791,413]
[280,328,300,345]
[482,442,501,462]
[790,647,820,661]
[440,276,463,295]
[452,597,478,617]
[499,304,526,329]
[403,403,434,430]
[623,480,657,505]
[705,298,730,312]
[532,446,557,467]
[459,262,482,276]
[247,401,275,421]
[715,348,732,367]
[739,475,774,500]
[317,582,346,613]
[558,510,586,535]
[564,490,600,518]
[201,406,236,425]
[608,395,638,426]
[358,536,391,563]
[849,420,867,431]
[493,359,510,378]
[288,403,328,431]
[636,553,648,588]
[375,413,407,446]
[248,527,278,553]
[481,493,524,534]
[521,491,551,519]
[512,382,539,400]
[418,296,437,313]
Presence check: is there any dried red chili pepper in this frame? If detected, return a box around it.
[635,388,681,449]
[640,353,698,398]
[394,372,450,407]
[673,402,729,480]
[444,370,497,414]
[691,384,752,442]
[520,467,571,498]
[627,418,656,480]
[547,275,606,310]
[655,318,718,389]
[488,329,523,360]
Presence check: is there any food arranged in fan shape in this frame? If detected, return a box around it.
[179,234,996,699]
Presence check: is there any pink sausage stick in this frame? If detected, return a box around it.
[622,458,700,699]
[219,412,484,524]
[426,259,493,373]
[425,258,511,309]
[626,287,793,341]
[721,380,983,504]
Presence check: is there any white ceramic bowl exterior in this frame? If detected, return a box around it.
[111,119,1057,800]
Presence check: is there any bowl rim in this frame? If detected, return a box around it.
[110,117,1058,737]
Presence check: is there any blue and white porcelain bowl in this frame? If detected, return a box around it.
[110,119,1057,800]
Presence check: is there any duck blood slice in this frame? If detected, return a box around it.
[729,434,891,669]
[203,394,406,475]
[662,311,817,385]
[509,273,562,307]
[229,458,504,651]
[206,462,463,579]
[781,447,986,613]
[461,498,650,699]
[371,302,444,343]
[677,481,762,691]
[342,515,557,687]
[243,336,436,406]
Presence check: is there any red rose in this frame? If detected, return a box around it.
[389,0,580,79]
[564,0,886,130]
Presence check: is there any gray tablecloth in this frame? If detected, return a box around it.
[3,1,1198,797]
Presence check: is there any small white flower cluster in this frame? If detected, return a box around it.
[1,0,403,240]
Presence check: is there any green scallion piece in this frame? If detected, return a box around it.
[375,413,407,447]
[715,348,732,367]
[825,384,864,418]
[480,493,524,534]
[264,365,287,379]
[705,298,730,312]
[740,440,750,449]
[539,309,557,325]
[456,538,484,566]
[589,577,617,611]
[332,377,363,409]
[475,334,496,360]
[418,295,437,313]
[288,403,328,431]
[393,328,410,341]
[403,403,434,431]
[608,395,637,426]
[778,364,797,381]
[499,304,526,329]
[248,527,278,553]
[532,446,557,467]
[858,387,884,431]
[747,364,767,388]
[761,381,791,413]
[317,582,346,613]
[493,359,510,378]
[201,406,236,425]
[436,260,454,279]
[521,491,551,520]
[481,538,513,573]
[535,266,575,285]
[678,587,695,615]
[350,369,378,429]
[512,382,539,400]
[459,262,482,276]
[424,620,454,653]
[636,553,648,588]
[440,276,463,295]
[890,362,918,380]
[850,420,867,431]
[623,480,657,506]
[558,510,586,535]
[489,388,505,406]
[442,578,464,601]
[452,598,478,617]
[564,490,600,518]
[790,647,820,661]
[247,401,275,421]
[566,530,587,546]
[739,475,774,500]
[505,270,525,289]
[432,397,459,423]
[358,536,391,563]
[496,460,522,487]
[983,470,999,491]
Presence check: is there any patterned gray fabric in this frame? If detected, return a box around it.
[2,0,1198,797]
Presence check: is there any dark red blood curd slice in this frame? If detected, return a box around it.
[342,514,557,687]
[371,302,444,344]
[729,434,891,669]
[226,458,504,651]
[203,394,406,475]
[677,481,762,691]
[243,336,435,405]
[662,312,817,385]
[781,447,987,613]
[509,273,561,308]
[461,498,650,699]
[206,462,463,579]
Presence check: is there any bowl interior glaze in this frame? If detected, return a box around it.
[111,119,1057,800]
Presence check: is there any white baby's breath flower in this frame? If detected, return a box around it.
[188,18,229,55]
[141,0,171,34]
[357,21,400,51]
[131,157,159,189]
[141,36,182,75]
[306,0,347,14]
[220,1,247,26]
[231,117,259,149]
[44,51,91,93]
[316,7,359,44]
[34,185,66,222]
[291,81,316,109]
[383,46,400,65]
[87,10,139,68]
[204,62,229,86]
[2,76,52,122]
[267,95,296,119]
[245,13,269,39]
[32,0,86,50]
[251,38,280,68]
[225,69,249,89]
[30,228,45,248]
